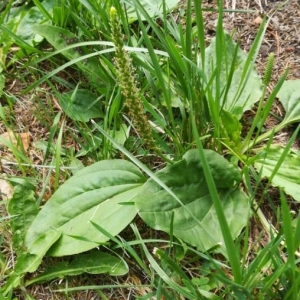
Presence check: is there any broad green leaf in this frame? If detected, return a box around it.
[277,80,300,125]
[34,140,67,156]
[17,230,61,272]
[26,160,145,256]
[69,157,84,175]
[182,149,242,188]
[108,124,130,147]
[7,185,39,254]
[254,146,300,201]
[2,0,55,45]
[15,1,53,45]
[204,33,262,118]
[59,89,104,122]
[47,187,140,256]
[31,25,101,77]
[26,251,128,286]
[122,0,180,23]
[135,149,250,252]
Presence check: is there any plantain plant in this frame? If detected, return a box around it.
[1,0,300,298]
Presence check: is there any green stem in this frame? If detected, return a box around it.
[241,86,267,153]
[243,121,287,153]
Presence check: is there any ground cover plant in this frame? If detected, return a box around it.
[1,0,300,299]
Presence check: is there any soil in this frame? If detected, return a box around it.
[200,0,300,148]
[203,0,300,80]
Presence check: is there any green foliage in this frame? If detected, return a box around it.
[255,146,300,201]
[220,110,242,151]
[135,149,250,253]
[2,232,61,296]
[14,3,53,45]
[7,184,39,254]
[59,88,104,122]
[0,73,5,97]
[277,79,300,126]
[123,0,181,22]
[1,0,55,46]
[1,0,300,298]
[279,191,300,299]
[204,33,263,118]
[153,247,218,298]
[25,251,128,286]
[25,160,145,256]
[31,24,105,84]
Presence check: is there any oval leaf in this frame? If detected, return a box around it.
[8,184,39,254]
[26,160,145,256]
[277,79,300,125]
[135,149,250,252]
[122,0,180,23]
[31,25,101,76]
[47,187,141,256]
[204,33,263,118]
[254,146,300,201]
[26,251,128,286]
[59,89,104,122]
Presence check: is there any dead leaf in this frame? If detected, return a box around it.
[0,130,30,151]
[130,274,152,296]
[0,178,13,200]
[253,16,263,25]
